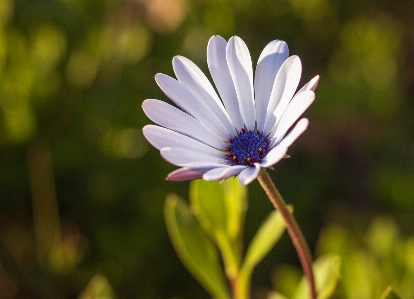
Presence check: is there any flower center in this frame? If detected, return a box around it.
[226,128,270,166]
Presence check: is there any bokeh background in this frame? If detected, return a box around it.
[1,0,414,298]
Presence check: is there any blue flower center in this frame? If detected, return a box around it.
[226,128,270,166]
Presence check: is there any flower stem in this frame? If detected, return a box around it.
[257,171,317,299]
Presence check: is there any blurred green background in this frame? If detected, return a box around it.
[1,0,414,298]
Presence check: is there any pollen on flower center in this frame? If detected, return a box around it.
[226,128,270,166]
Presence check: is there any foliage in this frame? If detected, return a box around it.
[0,0,413,298]
[316,216,413,299]
[165,193,231,299]
[268,254,341,299]
[165,180,340,299]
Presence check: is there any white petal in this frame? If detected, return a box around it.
[203,165,247,181]
[255,40,289,133]
[167,164,225,181]
[173,56,235,135]
[227,36,256,130]
[155,74,229,140]
[296,75,320,93]
[259,145,288,168]
[278,118,309,148]
[207,35,244,129]
[142,99,224,149]
[142,125,219,156]
[160,147,227,167]
[272,90,315,144]
[238,163,261,185]
[263,55,302,135]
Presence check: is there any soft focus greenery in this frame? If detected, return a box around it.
[166,180,340,299]
[0,0,413,298]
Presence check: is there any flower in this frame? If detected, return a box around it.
[142,35,319,185]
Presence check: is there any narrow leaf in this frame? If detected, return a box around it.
[292,254,341,299]
[243,208,287,270]
[379,286,402,299]
[78,275,115,299]
[267,291,289,299]
[189,179,247,279]
[234,209,286,299]
[164,194,230,299]
[189,179,247,241]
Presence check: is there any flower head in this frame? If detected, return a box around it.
[142,35,319,185]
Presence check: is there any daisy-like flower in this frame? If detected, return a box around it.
[142,35,319,185]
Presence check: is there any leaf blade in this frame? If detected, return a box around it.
[243,208,287,270]
[164,194,230,299]
[292,254,342,299]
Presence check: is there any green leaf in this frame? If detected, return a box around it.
[164,194,230,299]
[234,209,287,299]
[379,286,402,299]
[267,291,289,299]
[271,264,303,297]
[189,179,247,242]
[189,179,247,277]
[78,274,115,299]
[291,254,341,299]
[243,208,287,270]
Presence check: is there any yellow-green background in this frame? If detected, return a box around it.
[0,0,413,298]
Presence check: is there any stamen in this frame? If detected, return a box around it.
[225,129,270,166]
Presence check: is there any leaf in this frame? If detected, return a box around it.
[267,291,289,299]
[189,179,247,277]
[164,194,230,299]
[379,286,402,299]
[78,274,115,299]
[234,209,287,299]
[291,254,341,299]
[243,208,287,271]
[271,264,303,297]
[189,179,247,242]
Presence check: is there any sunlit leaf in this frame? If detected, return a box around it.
[379,286,402,299]
[234,209,287,299]
[189,179,247,241]
[189,179,247,277]
[292,254,341,299]
[78,274,115,299]
[243,208,287,270]
[267,291,288,299]
[164,194,230,299]
[271,264,302,297]
[366,217,398,258]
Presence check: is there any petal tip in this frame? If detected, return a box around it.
[299,117,310,127]
[310,75,320,91]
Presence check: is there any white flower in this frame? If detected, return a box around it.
[142,35,319,185]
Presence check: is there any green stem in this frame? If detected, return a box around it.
[216,234,241,282]
[257,171,317,299]
[233,265,252,299]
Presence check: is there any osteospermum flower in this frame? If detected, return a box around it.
[142,35,319,185]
